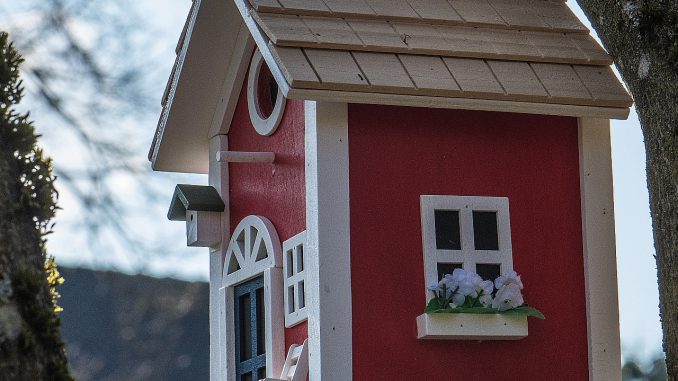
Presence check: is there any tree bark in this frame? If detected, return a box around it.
[576,1,678,378]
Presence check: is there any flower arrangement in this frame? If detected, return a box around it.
[425,269,545,319]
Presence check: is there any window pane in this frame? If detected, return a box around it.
[476,264,501,282]
[434,210,461,250]
[473,211,499,250]
[257,367,267,380]
[256,287,265,356]
[238,294,252,361]
[298,280,306,309]
[286,250,294,277]
[287,285,295,314]
[437,263,463,280]
[241,373,252,381]
[296,244,304,272]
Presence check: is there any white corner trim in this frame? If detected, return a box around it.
[305,101,352,381]
[288,88,631,120]
[208,135,229,381]
[283,231,309,327]
[220,215,285,380]
[578,118,621,381]
[248,49,287,136]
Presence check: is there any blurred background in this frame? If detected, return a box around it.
[0,0,668,379]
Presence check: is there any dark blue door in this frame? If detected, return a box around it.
[234,276,266,381]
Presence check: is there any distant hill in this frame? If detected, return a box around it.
[58,267,209,381]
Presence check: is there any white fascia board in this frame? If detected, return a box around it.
[288,88,631,120]
[151,0,248,174]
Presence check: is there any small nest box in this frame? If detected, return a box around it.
[167,184,225,247]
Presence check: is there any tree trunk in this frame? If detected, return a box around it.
[576,1,678,378]
[0,32,72,380]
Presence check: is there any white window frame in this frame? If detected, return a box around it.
[420,195,513,299]
[218,215,285,380]
[283,231,308,327]
[247,49,286,136]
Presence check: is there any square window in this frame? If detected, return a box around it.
[421,195,513,301]
[283,231,308,327]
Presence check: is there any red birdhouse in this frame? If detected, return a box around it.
[150,1,633,380]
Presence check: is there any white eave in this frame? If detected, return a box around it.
[149,0,254,173]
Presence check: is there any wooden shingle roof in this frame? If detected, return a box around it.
[244,0,632,110]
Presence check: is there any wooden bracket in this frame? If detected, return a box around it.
[216,150,275,163]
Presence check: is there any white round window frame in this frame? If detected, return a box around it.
[248,50,286,136]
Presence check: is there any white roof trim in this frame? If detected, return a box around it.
[288,88,631,120]
[151,0,250,173]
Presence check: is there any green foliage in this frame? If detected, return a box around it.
[0,31,57,230]
[45,256,64,313]
[424,298,545,319]
[0,31,72,380]
[622,353,668,381]
[634,1,678,68]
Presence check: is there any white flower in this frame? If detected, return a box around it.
[479,294,493,308]
[452,293,466,306]
[492,283,524,311]
[427,280,441,292]
[495,270,524,290]
[480,280,494,296]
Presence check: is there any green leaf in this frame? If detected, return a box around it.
[424,298,446,313]
[501,306,546,319]
[424,300,546,319]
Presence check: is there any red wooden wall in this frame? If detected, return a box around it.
[348,104,589,380]
[227,74,308,349]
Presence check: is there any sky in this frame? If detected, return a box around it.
[1,0,664,362]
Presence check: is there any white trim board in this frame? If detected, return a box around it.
[305,101,353,381]
[578,118,621,381]
[289,88,630,120]
[208,135,229,381]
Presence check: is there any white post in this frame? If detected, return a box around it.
[305,101,353,381]
[209,135,229,381]
[578,118,621,381]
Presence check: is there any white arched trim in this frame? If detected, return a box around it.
[218,215,285,381]
[248,49,286,136]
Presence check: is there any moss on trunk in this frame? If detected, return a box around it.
[0,31,72,380]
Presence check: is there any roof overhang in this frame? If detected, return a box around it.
[151,0,633,175]
[149,0,254,173]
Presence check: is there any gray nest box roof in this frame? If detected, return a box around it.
[167,184,225,221]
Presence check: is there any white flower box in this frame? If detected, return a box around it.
[416,313,528,340]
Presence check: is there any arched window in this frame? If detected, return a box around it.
[219,216,285,381]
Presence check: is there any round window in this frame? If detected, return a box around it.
[248,49,286,136]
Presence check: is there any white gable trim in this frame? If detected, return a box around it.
[207,26,255,138]
[578,118,621,381]
[305,101,352,381]
[234,0,291,98]
[152,0,250,173]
